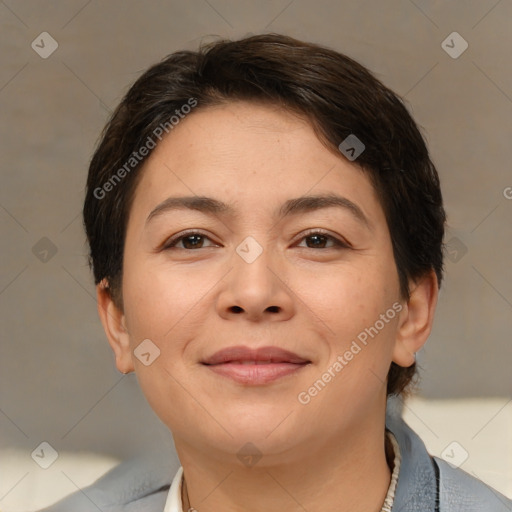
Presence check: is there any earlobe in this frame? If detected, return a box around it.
[96,279,134,374]
[392,270,438,368]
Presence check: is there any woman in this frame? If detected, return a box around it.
[43,33,511,512]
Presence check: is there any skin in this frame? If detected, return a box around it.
[97,101,438,512]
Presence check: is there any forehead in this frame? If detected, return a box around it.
[129,101,384,226]
[151,101,331,171]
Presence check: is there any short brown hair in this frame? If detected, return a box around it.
[83,33,446,396]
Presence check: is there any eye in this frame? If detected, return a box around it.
[161,229,349,251]
[296,230,350,249]
[162,230,219,250]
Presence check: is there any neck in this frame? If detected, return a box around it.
[175,414,392,512]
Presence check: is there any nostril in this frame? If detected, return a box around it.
[266,306,280,313]
[230,306,244,313]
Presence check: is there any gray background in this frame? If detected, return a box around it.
[1,0,511,494]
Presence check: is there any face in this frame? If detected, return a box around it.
[109,102,411,463]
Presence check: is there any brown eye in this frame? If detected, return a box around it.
[304,234,330,248]
[179,234,205,249]
[297,231,349,249]
[163,231,217,250]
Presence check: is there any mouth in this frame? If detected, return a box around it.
[201,346,311,385]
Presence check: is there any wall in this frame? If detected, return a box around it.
[1,0,511,506]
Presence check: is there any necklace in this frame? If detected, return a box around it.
[180,432,400,512]
[181,476,192,511]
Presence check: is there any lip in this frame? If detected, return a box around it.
[202,346,310,365]
[201,345,311,385]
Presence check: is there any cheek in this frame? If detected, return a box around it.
[122,257,211,347]
[121,262,209,427]
[296,262,394,335]
[295,259,399,386]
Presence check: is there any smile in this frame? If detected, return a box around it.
[203,361,310,385]
[201,345,311,385]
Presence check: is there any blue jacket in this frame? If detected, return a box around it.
[41,400,512,511]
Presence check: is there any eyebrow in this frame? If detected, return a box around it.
[145,193,371,229]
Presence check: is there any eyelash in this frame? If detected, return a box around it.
[162,229,350,250]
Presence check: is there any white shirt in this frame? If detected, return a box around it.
[163,431,401,512]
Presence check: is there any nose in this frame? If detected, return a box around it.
[216,239,296,322]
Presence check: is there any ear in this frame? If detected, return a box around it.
[392,270,438,367]
[96,279,134,374]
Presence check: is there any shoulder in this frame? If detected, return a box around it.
[385,398,512,512]
[37,448,177,512]
[433,457,512,512]
[39,490,168,512]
